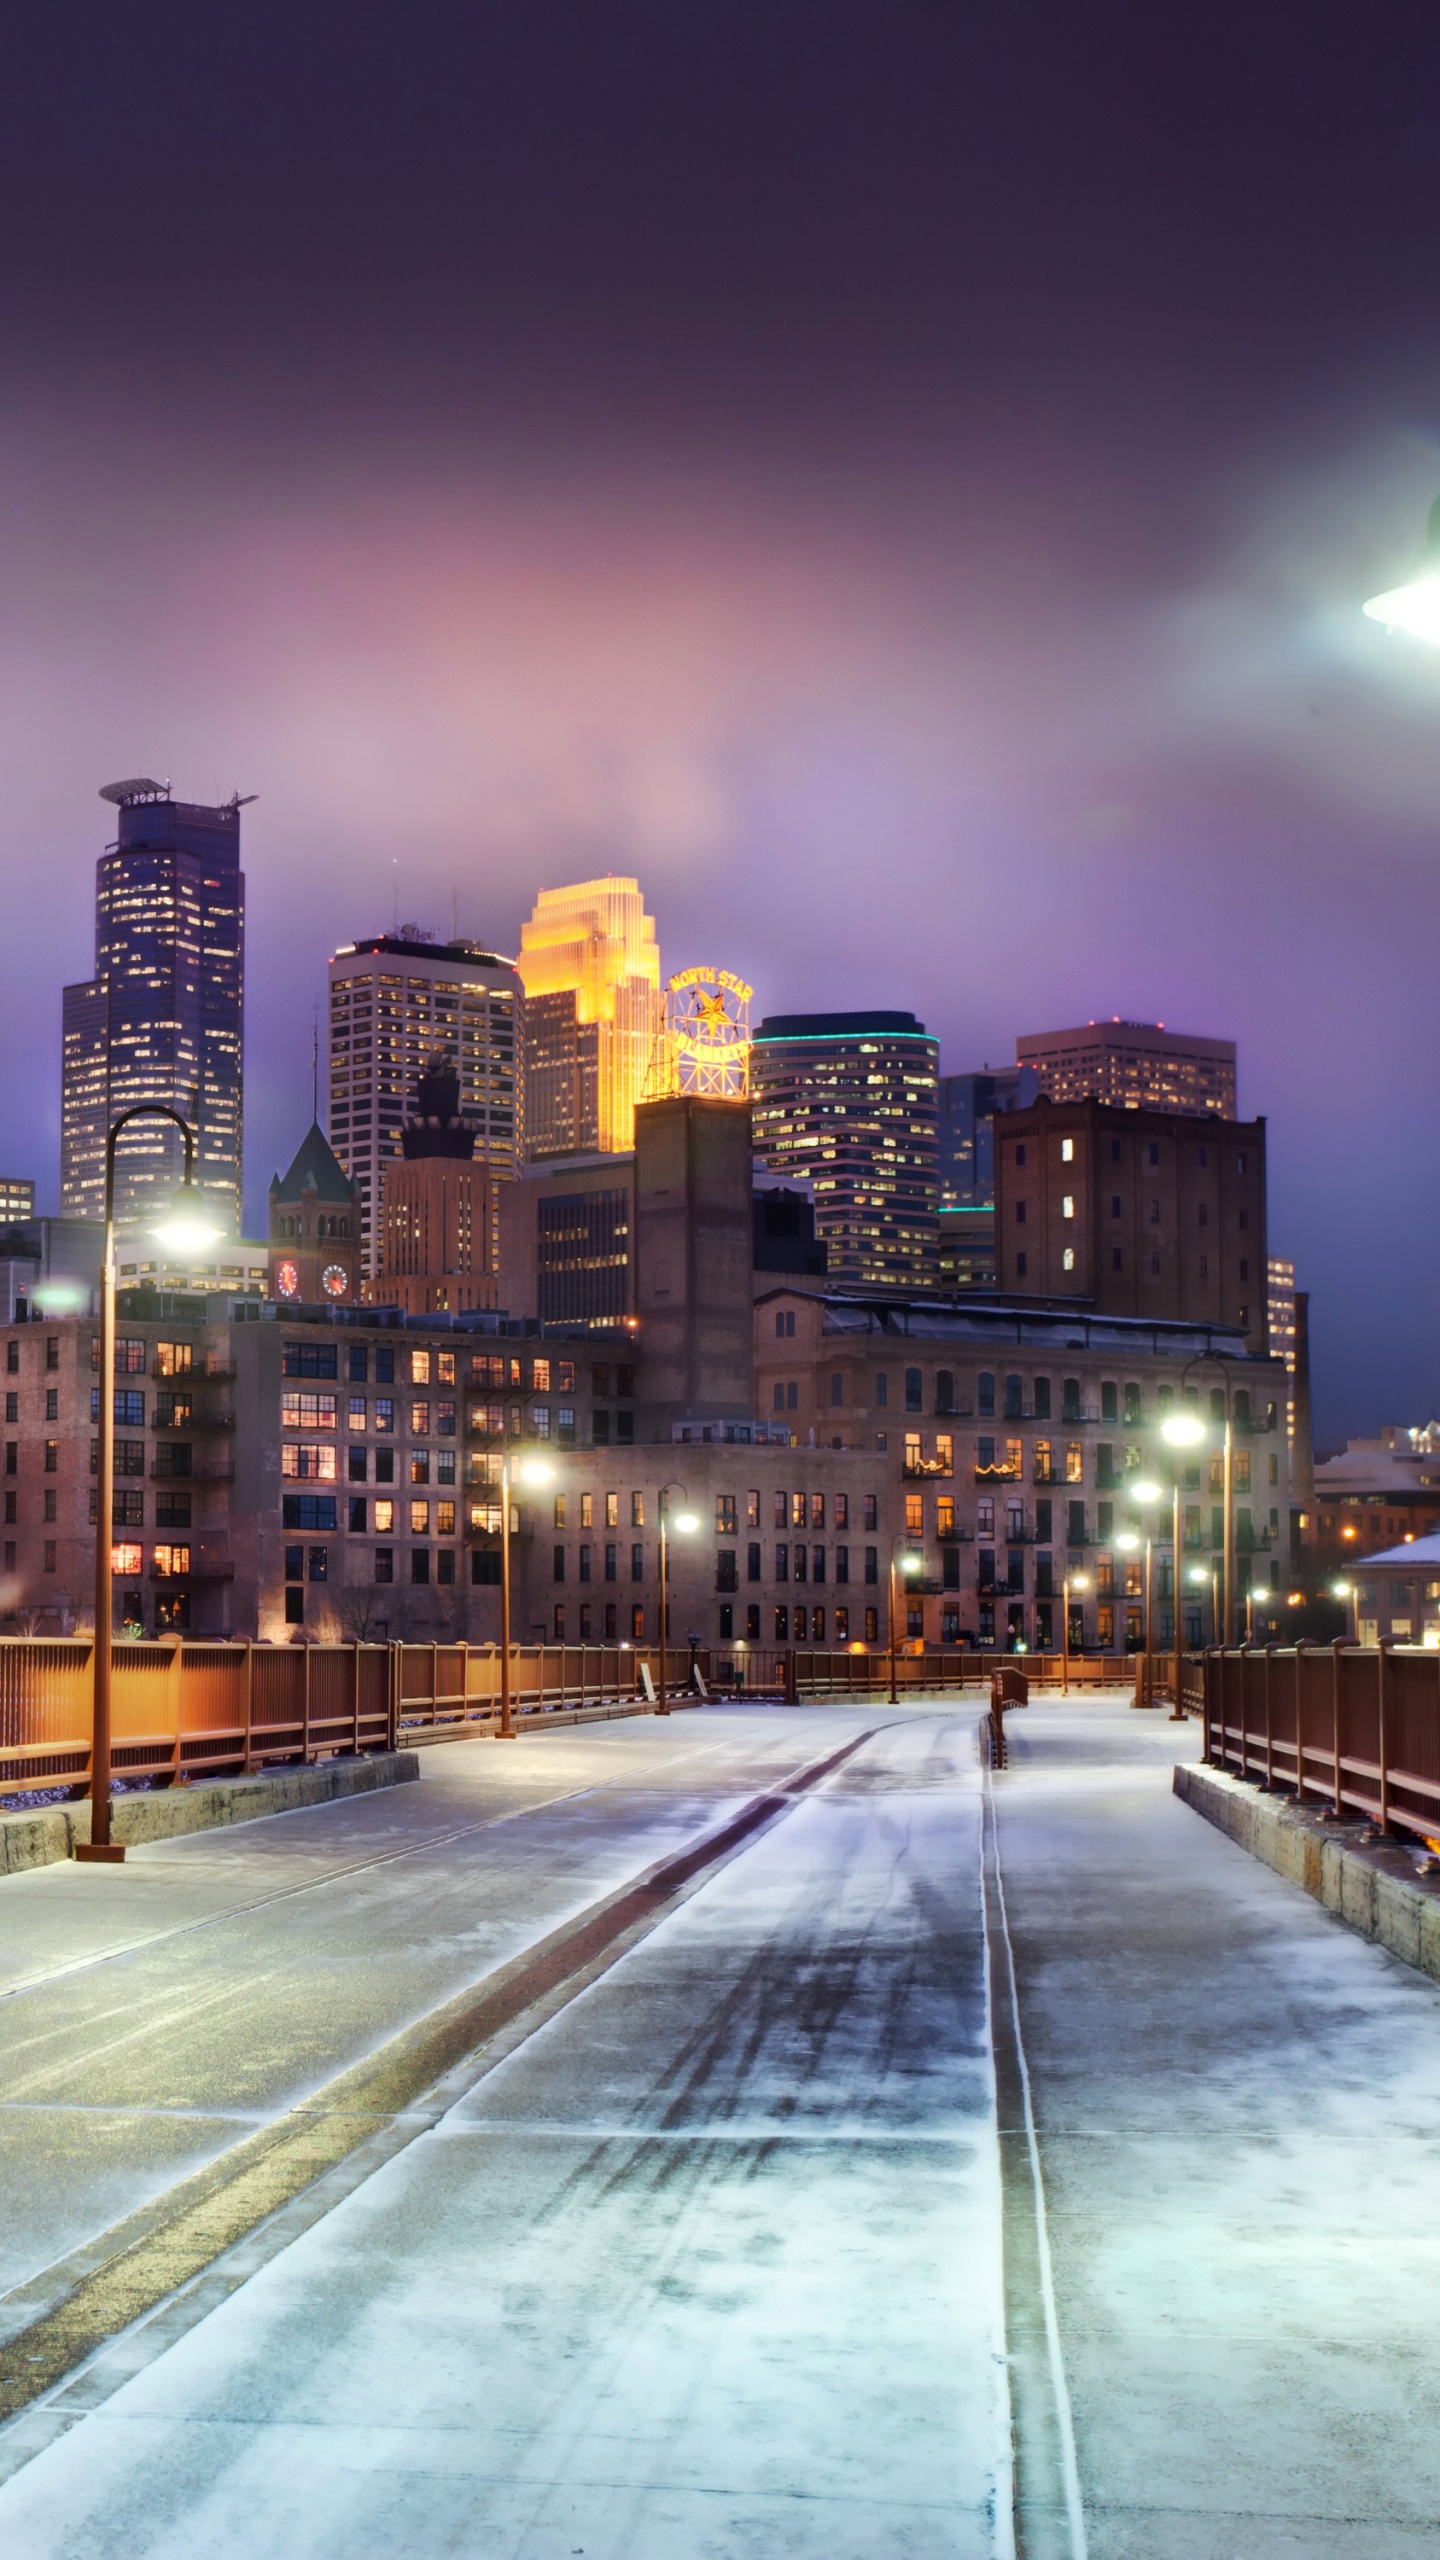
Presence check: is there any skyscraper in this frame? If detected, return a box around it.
[327,932,522,1278]
[517,877,665,1158]
[1016,1020,1237,1117]
[61,782,246,1228]
[749,1010,940,1291]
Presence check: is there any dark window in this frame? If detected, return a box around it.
[1197,1146,1207,1168]
[348,1346,368,1382]
[1035,1497,1052,1541]
[43,1440,56,1474]
[374,1447,395,1484]
[835,1544,849,1583]
[864,1546,878,1584]
[155,1491,191,1527]
[282,1495,337,1530]
[716,1549,738,1592]
[283,1344,338,1378]
[44,1387,57,1421]
[1238,1207,1249,1230]
[1062,1378,1081,1423]
[285,1544,304,1579]
[978,1373,995,1417]
[1238,1257,1249,1282]
[774,1604,789,1641]
[793,1543,807,1584]
[905,1367,922,1411]
[1004,1375,1023,1420]
[375,1348,395,1383]
[1112,1248,1123,1271]
[1110,1138,1121,1162]
[863,1494,878,1531]
[830,1372,844,1406]
[936,1370,954,1414]
[630,1541,644,1580]
[1234,1389,1252,1424]
[747,1541,761,1581]
[553,1544,565,1582]
[349,1498,367,1532]
[1016,1252,1028,1276]
[5,1343,16,1374]
[978,1547,996,1591]
[1015,1144,1027,1166]
[578,1543,592,1582]
[114,1389,144,1427]
[746,1604,761,1639]
[308,1547,328,1583]
[45,1337,58,1372]
[285,1588,305,1624]
[3,1394,13,1422]
[617,1412,633,1444]
[1068,1499,1086,1543]
[1032,1377,1051,1419]
[438,1551,456,1585]
[775,1542,789,1581]
[593,1409,611,1445]
[875,1372,888,1407]
[1111,1195,1121,1219]
[718,1602,734,1638]
[4,1443,15,1477]
[605,1542,617,1581]
[1015,1199,1027,1225]
[1147,1143,1159,1166]
[1150,1252,1160,1275]
[616,1364,634,1396]
[348,1447,367,1482]
[470,1549,500,1585]
[411,1549,430,1584]
[942,1545,960,1590]
[786,1382,798,1411]
[375,1547,395,1582]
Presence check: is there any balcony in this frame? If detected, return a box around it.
[149,1556,234,1583]
[902,1454,954,1480]
[151,1459,235,1484]
[153,1407,236,1432]
[974,1462,1022,1484]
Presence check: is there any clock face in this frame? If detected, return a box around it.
[321,1264,349,1300]
[275,1259,301,1299]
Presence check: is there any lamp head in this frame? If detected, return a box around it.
[1187,1566,1209,1586]
[1115,1531,1141,1552]
[1129,1479,1162,1506]
[516,1458,554,1489]
[153,1182,224,1256]
[673,1512,700,1535]
[1161,1411,1206,1449]
[1331,1580,1354,1600]
[1069,1573,1090,1592]
[1364,499,1440,643]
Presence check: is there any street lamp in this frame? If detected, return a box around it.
[888,1546,922,1704]
[1126,1478,1163,1667]
[498,1452,553,1740]
[1363,499,1440,644]
[76,1106,224,1866]
[1161,1408,1207,1715]
[656,1485,699,1717]
[1245,1583,1272,1644]
[1061,1570,1089,1694]
[1331,1578,1356,1642]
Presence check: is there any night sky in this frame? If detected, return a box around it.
[1,2,1438,1443]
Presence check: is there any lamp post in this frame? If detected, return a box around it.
[888,1546,922,1704]
[1125,1477,1164,1665]
[498,1451,553,1740]
[656,1485,700,1716]
[1061,1571,1089,1694]
[1161,1409,1207,1717]
[76,1106,223,1866]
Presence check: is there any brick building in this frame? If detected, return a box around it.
[993,1098,1268,1354]
[754,1287,1289,1651]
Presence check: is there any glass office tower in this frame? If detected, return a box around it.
[61,782,246,1229]
[750,1010,940,1291]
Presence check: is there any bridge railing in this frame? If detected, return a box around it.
[1200,1643,1440,1846]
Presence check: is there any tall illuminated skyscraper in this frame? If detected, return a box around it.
[750,1010,940,1291]
[326,930,522,1280]
[61,782,247,1230]
[517,877,666,1158]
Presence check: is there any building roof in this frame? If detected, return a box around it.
[753,1284,1269,1359]
[1356,1534,1440,1567]
[752,1010,931,1041]
[269,1124,357,1205]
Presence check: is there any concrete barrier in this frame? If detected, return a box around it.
[1175,1760,1440,1984]
[0,1750,420,1879]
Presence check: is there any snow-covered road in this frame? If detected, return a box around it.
[2,1696,1439,2555]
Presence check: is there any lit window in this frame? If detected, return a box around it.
[410,1499,430,1534]
[1061,1138,1074,1162]
[1061,1195,1075,1219]
[411,1350,431,1384]
[110,1541,143,1577]
[1062,1247,1075,1271]
[282,1443,337,1481]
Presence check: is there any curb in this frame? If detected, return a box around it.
[1175,1761,1440,1983]
[0,1751,420,1878]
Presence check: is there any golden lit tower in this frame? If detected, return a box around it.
[518,877,666,1157]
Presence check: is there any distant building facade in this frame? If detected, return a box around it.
[326,933,522,1277]
[369,1055,498,1316]
[993,1098,1268,1354]
[0,1180,35,1225]
[62,781,247,1230]
[1016,1021,1236,1119]
[938,1068,1039,1208]
[750,1010,940,1292]
[517,877,666,1159]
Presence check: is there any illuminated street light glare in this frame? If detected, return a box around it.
[1129,1479,1162,1505]
[1161,1411,1206,1448]
[153,1184,225,1255]
[1115,1531,1141,1551]
[899,1552,922,1576]
[1070,1574,1090,1591]
[1331,1580,1354,1599]
[517,1458,554,1488]
[1186,1567,1210,1585]
[1363,497,1440,643]
[673,1512,700,1534]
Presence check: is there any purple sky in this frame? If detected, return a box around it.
[2,2,1439,1444]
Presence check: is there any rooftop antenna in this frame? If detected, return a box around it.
[392,859,399,934]
[311,1007,319,1124]
[451,881,458,940]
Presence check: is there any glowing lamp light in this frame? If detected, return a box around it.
[152,1183,224,1256]
[517,1458,554,1489]
[1364,499,1440,643]
[1129,1480,1162,1505]
[1115,1531,1141,1552]
[1069,1573,1090,1592]
[899,1552,923,1576]
[673,1513,700,1535]
[1250,1587,1270,1606]
[1331,1581,1354,1600]
[1161,1411,1206,1448]
[1187,1567,1210,1586]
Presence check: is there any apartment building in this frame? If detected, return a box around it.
[754,1288,1289,1651]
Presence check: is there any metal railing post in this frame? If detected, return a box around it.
[1331,1636,1344,1817]
[1377,1641,1391,1837]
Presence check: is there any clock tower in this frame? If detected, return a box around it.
[267,1124,362,1306]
